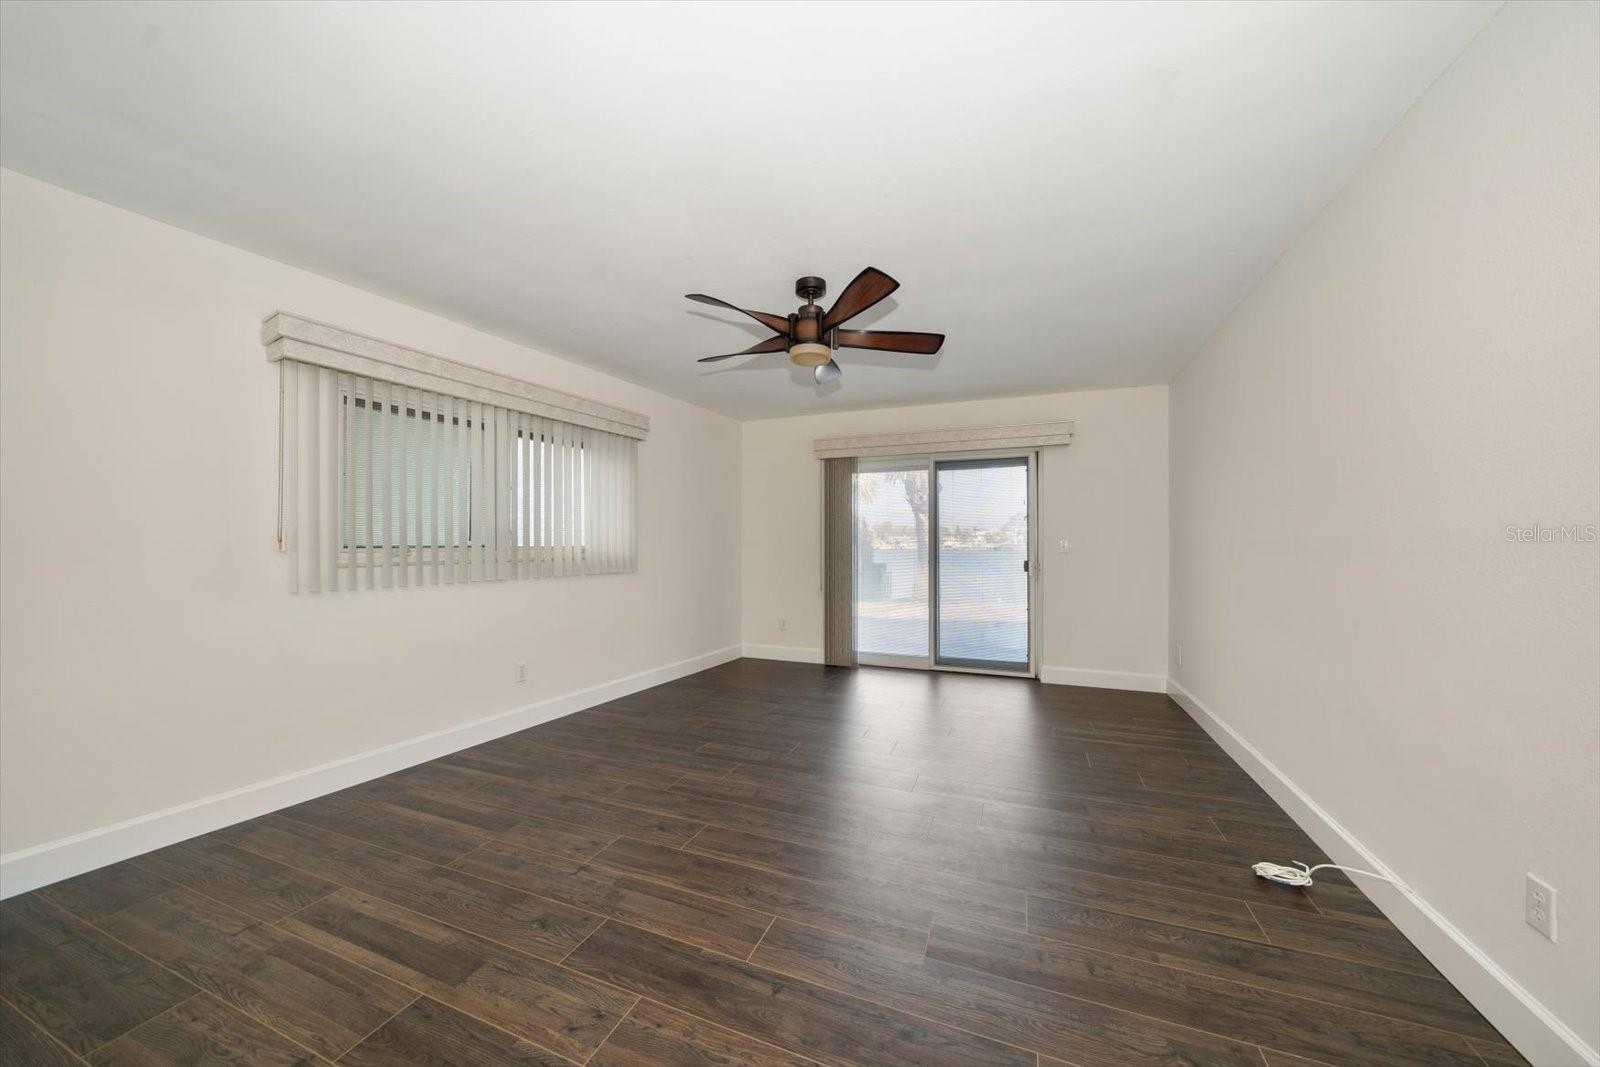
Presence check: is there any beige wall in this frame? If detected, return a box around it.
[0,170,742,858]
[742,385,1168,687]
[1170,2,1599,1054]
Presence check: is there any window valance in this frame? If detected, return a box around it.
[263,312,649,439]
[813,420,1074,459]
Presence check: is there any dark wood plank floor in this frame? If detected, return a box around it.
[1,660,1529,1066]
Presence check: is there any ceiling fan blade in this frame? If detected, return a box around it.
[834,329,945,354]
[821,267,900,332]
[814,359,842,385]
[686,294,791,335]
[697,335,788,363]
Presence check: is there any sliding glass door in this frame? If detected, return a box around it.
[854,462,930,662]
[933,457,1030,670]
[854,452,1034,675]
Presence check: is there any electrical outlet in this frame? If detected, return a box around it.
[1525,873,1557,941]
[515,663,528,684]
[1058,538,1069,553]
[778,618,787,632]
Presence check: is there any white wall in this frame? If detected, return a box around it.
[0,170,742,870]
[742,386,1168,688]
[1169,3,1599,1060]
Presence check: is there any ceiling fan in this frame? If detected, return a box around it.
[689,267,944,385]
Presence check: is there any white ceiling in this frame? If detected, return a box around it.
[0,1,1496,418]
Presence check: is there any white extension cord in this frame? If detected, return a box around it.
[1251,860,1396,888]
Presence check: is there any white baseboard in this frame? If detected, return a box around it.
[740,652,1167,691]
[0,644,743,900]
[1167,679,1598,1067]
[1040,665,1169,692]
[741,643,824,664]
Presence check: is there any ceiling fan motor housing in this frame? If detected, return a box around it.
[787,304,831,366]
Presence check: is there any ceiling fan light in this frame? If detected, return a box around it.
[787,341,831,367]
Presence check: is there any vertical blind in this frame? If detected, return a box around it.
[278,360,637,593]
[822,456,858,668]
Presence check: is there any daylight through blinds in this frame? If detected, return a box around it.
[277,361,638,592]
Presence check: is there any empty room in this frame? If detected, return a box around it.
[1,2,1595,1065]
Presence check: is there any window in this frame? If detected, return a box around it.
[343,391,469,552]
[277,359,638,593]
